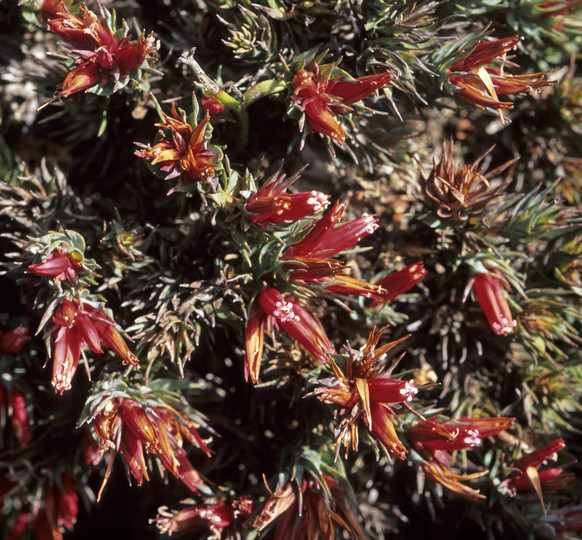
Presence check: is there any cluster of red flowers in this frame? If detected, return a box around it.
[243,191,427,383]
[19,9,573,537]
[28,238,139,394]
[89,394,211,499]
[45,3,156,99]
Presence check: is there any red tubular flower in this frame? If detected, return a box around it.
[281,201,384,299]
[407,416,515,500]
[82,304,139,368]
[55,472,78,533]
[257,287,335,362]
[512,438,566,471]
[0,325,30,355]
[153,496,253,537]
[447,36,552,115]
[135,103,219,188]
[367,375,418,403]
[369,262,428,306]
[292,62,391,143]
[284,201,378,261]
[36,472,78,540]
[327,72,393,105]
[245,171,330,226]
[408,417,514,453]
[244,287,336,383]
[367,401,409,460]
[119,427,150,485]
[302,98,345,141]
[467,271,517,336]
[119,400,159,452]
[173,445,207,493]
[114,35,151,75]
[28,250,85,282]
[48,299,138,394]
[10,386,31,447]
[501,439,574,501]
[510,468,568,494]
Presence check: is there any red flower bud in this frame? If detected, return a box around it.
[0,325,30,355]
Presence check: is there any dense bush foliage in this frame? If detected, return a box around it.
[1,0,581,538]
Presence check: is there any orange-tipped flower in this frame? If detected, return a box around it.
[314,327,413,460]
[48,299,138,394]
[292,62,391,143]
[407,416,515,500]
[90,396,211,500]
[135,103,219,189]
[447,36,553,117]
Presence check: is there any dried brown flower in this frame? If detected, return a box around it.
[420,138,517,220]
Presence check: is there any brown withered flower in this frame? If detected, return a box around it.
[420,138,517,220]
